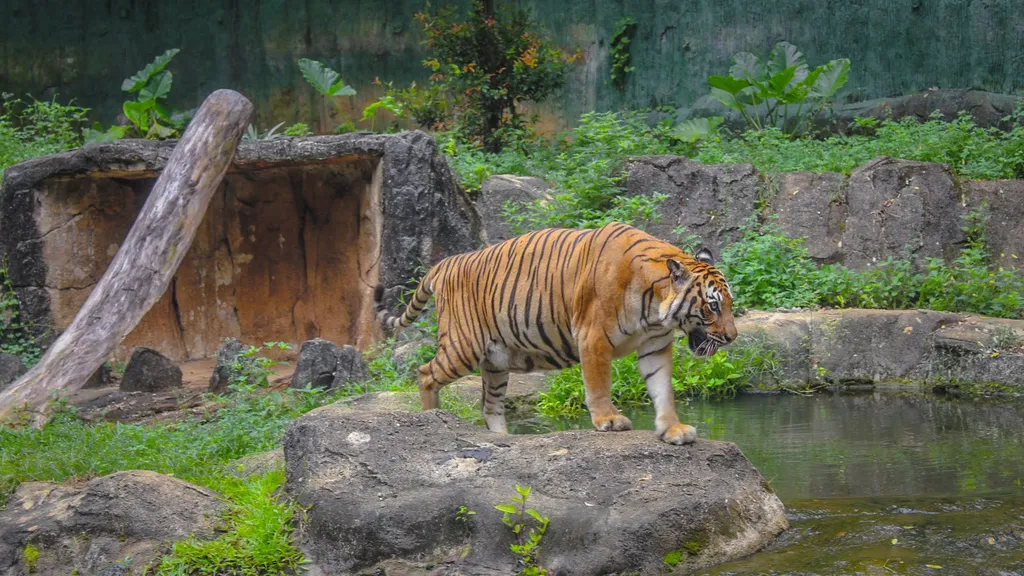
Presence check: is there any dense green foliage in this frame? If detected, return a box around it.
[0,258,43,367]
[0,94,87,183]
[536,335,779,419]
[707,41,850,136]
[411,0,570,151]
[720,212,1023,319]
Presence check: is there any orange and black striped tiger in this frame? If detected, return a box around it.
[374,221,738,444]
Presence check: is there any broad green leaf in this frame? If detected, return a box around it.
[330,80,357,97]
[83,124,128,145]
[526,509,546,523]
[153,102,174,122]
[710,88,744,111]
[735,85,765,107]
[140,71,173,101]
[769,66,798,96]
[123,99,154,131]
[784,68,822,103]
[767,42,807,76]
[708,75,750,95]
[495,504,518,514]
[146,122,177,139]
[122,48,181,93]
[298,58,354,97]
[729,52,766,83]
[673,116,723,143]
[809,58,850,99]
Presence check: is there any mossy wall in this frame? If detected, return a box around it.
[3,0,1022,132]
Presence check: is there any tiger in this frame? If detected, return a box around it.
[373,221,738,445]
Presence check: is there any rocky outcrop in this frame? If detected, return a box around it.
[621,157,1023,271]
[284,408,788,575]
[842,158,966,269]
[0,353,26,390]
[0,470,224,576]
[290,338,368,390]
[208,337,245,394]
[0,132,483,362]
[624,156,761,256]
[736,309,1024,392]
[119,347,182,392]
[476,175,550,244]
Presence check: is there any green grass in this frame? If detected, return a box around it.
[536,335,780,419]
[0,94,87,185]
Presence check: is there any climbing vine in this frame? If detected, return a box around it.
[0,257,42,367]
[609,16,638,89]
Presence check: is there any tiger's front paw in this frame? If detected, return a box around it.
[593,414,633,432]
[660,423,697,445]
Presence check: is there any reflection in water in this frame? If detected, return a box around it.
[508,391,1024,575]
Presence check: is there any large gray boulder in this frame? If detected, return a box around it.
[119,347,182,392]
[476,175,550,244]
[0,470,224,576]
[290,338,368,390]
[769,171,847,263]
[736,309,1024,392]
[842,158,966,269]
[284,408,788,575]
[624,156,760,255]
[966,179,1024,271]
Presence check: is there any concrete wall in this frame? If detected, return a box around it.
[3,0,1023,131]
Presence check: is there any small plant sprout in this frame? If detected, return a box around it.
[496,484,550,576]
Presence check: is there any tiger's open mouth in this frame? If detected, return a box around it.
[687,327,720,358]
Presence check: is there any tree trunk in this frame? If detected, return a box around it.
[0,89,253,427]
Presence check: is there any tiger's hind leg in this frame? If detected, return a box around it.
[479,358,509,434]
[417,343,474,411]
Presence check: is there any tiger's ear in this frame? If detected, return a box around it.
[667,259,690,284]
[694,247,715,266]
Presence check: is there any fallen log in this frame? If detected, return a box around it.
[0,89,253,426]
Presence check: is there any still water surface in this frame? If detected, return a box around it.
[509,391,1024,575]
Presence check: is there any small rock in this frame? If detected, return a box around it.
[0,352,26,390]
[333,345,369,390]
[120,347,182,392]
[292,338,342,389]
[208,337,259,394]
[82,363,112,389]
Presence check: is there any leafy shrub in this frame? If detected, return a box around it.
[0,93,87,183]
[609,17,638,89]
[707,42,850,136]
[536,336,778,418]
[362,80,452,132]
[415,0,571,151]
[284,123,312,137]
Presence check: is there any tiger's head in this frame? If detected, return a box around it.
[657,247,738,357]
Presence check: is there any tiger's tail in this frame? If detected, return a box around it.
[374,271,435,332]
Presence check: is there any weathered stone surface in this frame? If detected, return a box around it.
[966,179,1024,270]
[476,175,550,244]
[292,338,342,389]
[332,344,369,389]
[0,470,224,576]
[770,172,847,263]
[737,309,1024,391]
[284,408,787,575]
[337,372,551,414]
[290,339,368,390]
[119,347,182,392]
[624,156,760,254]
[842,158,966,269]
[208,337,255,394]
[0,353,26,390]
[0,133,483,362]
